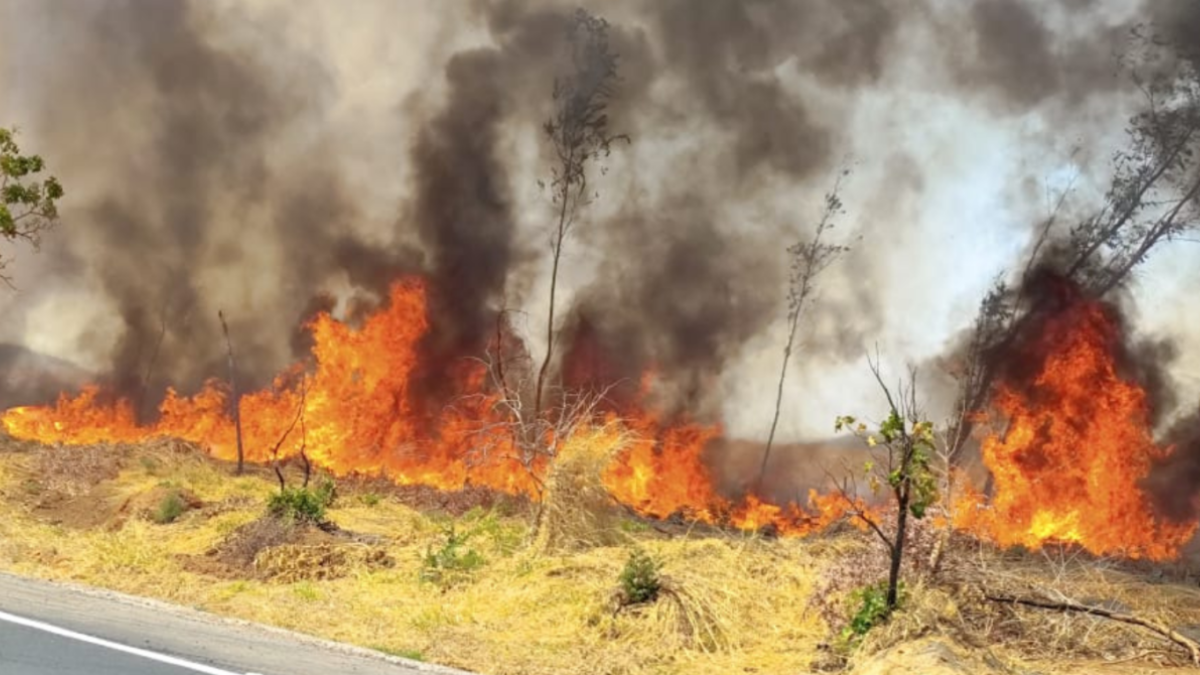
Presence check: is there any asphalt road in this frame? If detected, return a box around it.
[0,573,477,675]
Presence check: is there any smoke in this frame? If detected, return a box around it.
[0,0,1198,459]
[0,0,440,418]
[946,0,1132,111]
[407,46,522,405]
[1145,412,1200,523]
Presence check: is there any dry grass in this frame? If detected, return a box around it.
[830,536,1200,671]
[0,433,829,675]
[944,544,1200,668]
[530,423,631,554]
[34,444,124,496]
[1,433,1198,674]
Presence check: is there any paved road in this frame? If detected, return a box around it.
[0,573,477,675]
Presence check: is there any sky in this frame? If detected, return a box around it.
[0,0,1197,442]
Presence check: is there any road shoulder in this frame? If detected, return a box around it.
[0,572,479,675]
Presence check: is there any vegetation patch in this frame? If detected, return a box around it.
[267,480,335,525]
[617,547,662,606]
[257,542,394,583]
[420,523,486,586]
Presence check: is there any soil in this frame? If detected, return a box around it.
[29,487,121,530]
[182,515,394,582]
[113,485,204,526]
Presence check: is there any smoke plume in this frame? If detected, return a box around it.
[0,0,1197,469]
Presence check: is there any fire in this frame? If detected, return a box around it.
[6,273,1193,556]
[954,291,1197,560]
[2,276,851,535]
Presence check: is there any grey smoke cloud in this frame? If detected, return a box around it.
[0,0,1196,461]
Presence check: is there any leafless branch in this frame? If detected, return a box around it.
[758,170,853,487]
[269,378,308,492]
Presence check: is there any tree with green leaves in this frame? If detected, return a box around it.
[0,127,64,286]
[834,356,938,611]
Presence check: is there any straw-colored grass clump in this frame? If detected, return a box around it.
[530,423,629,554]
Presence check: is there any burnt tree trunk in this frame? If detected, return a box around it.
[218,311,245,475]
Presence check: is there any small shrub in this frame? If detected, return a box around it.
[267,484,334,524]
[619,547,662,605]
[314,477,337,506]
[152,490,187,524]
[620,518,650,533]
[463,508,523,556]
[359,492,381,507]
[838,581,905,650]
[420,525,485,584]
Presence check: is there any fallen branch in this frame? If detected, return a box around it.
[985,593,1200,666]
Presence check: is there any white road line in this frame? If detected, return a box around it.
[0,609,258,675]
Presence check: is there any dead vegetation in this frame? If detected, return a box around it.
[807,519,1200,672]
[33,443,124,496]
[2,432,1200,675]
[529,423,628,554]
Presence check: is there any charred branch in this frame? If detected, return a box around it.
[268,378,307,493]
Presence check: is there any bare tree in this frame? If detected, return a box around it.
[465,342,621,542]
[218,310,245,475]
[943,30,1200,475]
[533,8,628,424]
[757,173,852,488]
[834,354,939,610]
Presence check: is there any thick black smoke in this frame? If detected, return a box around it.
[407,47,519,406]
[2,0,1196,447]
[1145,413,1200,522]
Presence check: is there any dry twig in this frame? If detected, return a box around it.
[984,593,1200,666]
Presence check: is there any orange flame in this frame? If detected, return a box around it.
[2,277,852,534]
[7,275,1194,556]
[953,295,1197,560]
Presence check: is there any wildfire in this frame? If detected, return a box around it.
[1,277,852,534]
[952,291,1197,560]
[4,275,1196,557]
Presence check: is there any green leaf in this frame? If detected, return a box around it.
[0,205,13,237]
